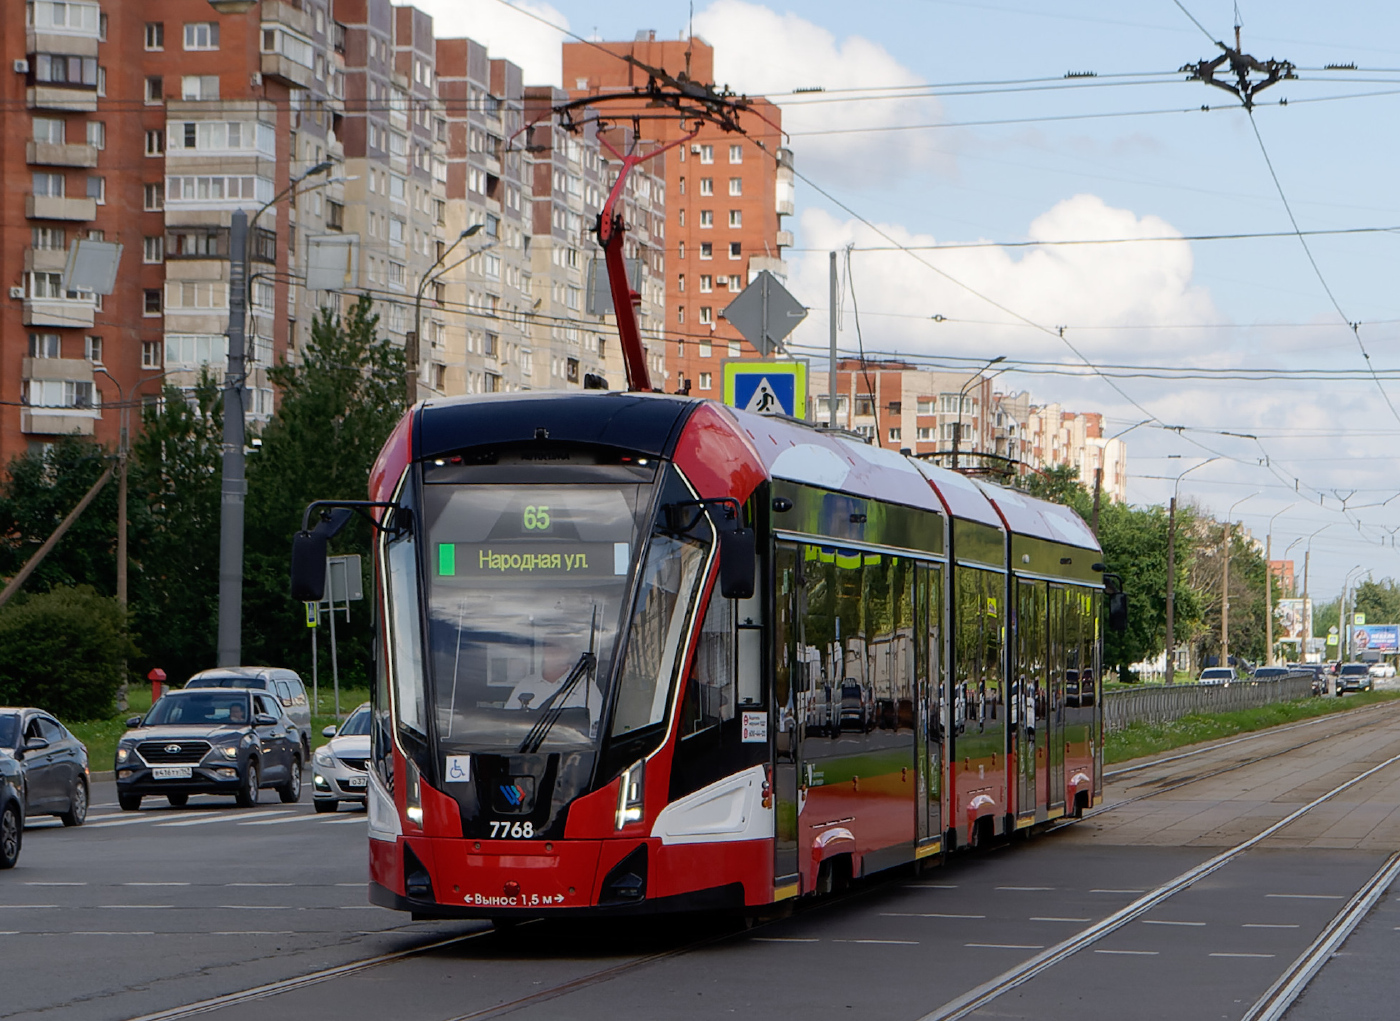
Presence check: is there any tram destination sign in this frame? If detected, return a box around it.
[437,541,630,579]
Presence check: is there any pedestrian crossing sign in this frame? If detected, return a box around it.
[722,361,807,419]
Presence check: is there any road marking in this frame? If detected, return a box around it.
[1245,923,1301,929]
[124,883,191,887]
[905,883,958,889]
[835,939,920,945]
[1091,889,1146,894]
[218,905,289,910]
[996,886,1054,891]
[1143,920,1206,926]
[322,816,368,824]
[752,937,819,943]
[225,883,294,887]
[25,882,85,887]
[86,812,223,830]
[239,815,324,826]
[882,912,985,919]
[157,810,291,828]
[0,905,58,909]
[1031,917,1091,923]
[1211,952,1276,958]
[100,905,173,910]
[1266,893,1344,900]
[337,905,382,910]
[73,931,156,936]
[1095,949,1159,956]
[211,931,297,935]
[966,943,1044,950]
[335,883,365,888]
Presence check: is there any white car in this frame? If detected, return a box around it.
[1368,663,1395,679]
[312,703,370,813]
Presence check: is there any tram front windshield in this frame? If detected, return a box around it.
[422,481,648,752]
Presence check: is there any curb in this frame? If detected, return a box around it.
[90,770,114,783]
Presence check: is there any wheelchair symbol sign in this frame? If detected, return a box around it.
[445,755,472,783]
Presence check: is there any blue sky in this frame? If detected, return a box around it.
[413,0,1400,601]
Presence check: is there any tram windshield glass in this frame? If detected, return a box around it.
[420,479,657,752]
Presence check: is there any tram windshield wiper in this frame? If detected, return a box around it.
[517,650,597,754]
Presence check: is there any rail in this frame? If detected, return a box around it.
[1103,672,1317,732]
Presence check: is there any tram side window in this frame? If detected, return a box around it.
[774,544,797,759]
[386,523,427,736]
[954,568,1002,733]
[679,590,734,737]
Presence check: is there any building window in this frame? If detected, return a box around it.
[32,117,64,144]
[326,200,343,231]
[143,183,164,211]
[729,144,743,163]
[484,373,500,393]
[142,236,164,263]
[678,241,685,259]
[699,340,712,359]
[86,120,104,149]
[180,76,219,101]
[699,275,713,293]
[32,53,98,88]
[917,427,933,441]
[28,273,63,298]
[729,242,742,260]
[889,401,902,415]
[729,209,742,228]
[889,428,902,442]
[566,357,579,384]
[699,177,713,196]
[85,175,105,204]
[676,306,685,325]
[145,129,164,156]
[28,333,60,358]
[31,227,65,250]
[143,289,161,316]
[699,371,712,391]
[699,210,713,228]
[700,243,713,260]
[183,22,220,50]
[144,22,164,50]
[699,306,713,325]
[729,177,743,196]
[700,145,713,164]
[32,172,64,198]
[144,76,163,103]
[141,341,161,369]
[728,275,741,290]
[677,273,685,293]
[84,335,102,363]
[917,398,935,414]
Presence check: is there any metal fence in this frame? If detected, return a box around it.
[1103,674,1316,733]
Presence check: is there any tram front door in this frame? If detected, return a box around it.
[772,543,800,897]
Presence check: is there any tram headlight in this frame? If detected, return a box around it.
[615,759,645,829]
[405,758,423,828]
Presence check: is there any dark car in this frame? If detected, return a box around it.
[183,667,312,758]
[0,751,24,868]
[839,680,873,733]
[114,689,303,811]
[1337,663,1373,695]
[1251,667,1290,682]
[0,709,89,826]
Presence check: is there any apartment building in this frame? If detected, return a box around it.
[1025,404,1128,502]
[562,32,790,397]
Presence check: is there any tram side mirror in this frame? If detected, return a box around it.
[290,529,328,602]
[719,526,756,600]
[1109,591,1129,633]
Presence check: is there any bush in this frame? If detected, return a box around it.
[0,586,136,720]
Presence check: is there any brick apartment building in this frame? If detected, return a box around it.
[562,32,792,396]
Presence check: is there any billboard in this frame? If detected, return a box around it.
[1352,624,1399,653]
[1275,597,1311,644]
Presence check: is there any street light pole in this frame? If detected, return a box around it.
[409,224,483,405]
[1220,491,1260,669]
[1341,564,1365,664]
[1165,456,1218,683]
[1264,504,1295,666]
[951,355,1005,469]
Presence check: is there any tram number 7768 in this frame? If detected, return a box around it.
[488,821,535,839]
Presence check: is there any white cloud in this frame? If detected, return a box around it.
[405,0,568,87]
[693,1,951,188]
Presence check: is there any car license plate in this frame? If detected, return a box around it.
[152,766,192,780]
[347,776,367,788]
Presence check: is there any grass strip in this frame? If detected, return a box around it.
[1106,689,1400,765]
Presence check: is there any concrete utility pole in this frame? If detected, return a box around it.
[828,251,837,429]
[1091,468,1103,538]
[217,210,249,667]
[1264,505,1294,666]
[1165,457,1218,682]
[1221,492,1260,668]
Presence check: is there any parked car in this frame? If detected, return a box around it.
[183,668,312,758]
[0,708,88,826]
[114,688,303,811]
[1368,662,1395,679]
[1251,667,1290,681]
[839,680,874,733]
[0,751,24,868]
[1198,667,1238,686]
[313,702,371,813]
[1337,663,1374,695]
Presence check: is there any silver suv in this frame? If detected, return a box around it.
[184,668,312,757]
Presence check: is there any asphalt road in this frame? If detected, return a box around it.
[4,699,1399,1021]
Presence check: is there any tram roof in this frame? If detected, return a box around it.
[971,479,1100,551]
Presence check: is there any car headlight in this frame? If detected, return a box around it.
[314,748,332,767]
[116,747,130,763]
[221,745,239,759]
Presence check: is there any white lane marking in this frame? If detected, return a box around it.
[73,931,156,936]
[124,883,190,887]
[1244,923,1301,929]
[1096,949,1159,956]
[211,931,297,935]
[100,905,173,910]
[337,906,382,911]
[157,810,290,828]
[25,882,85,887]
[0,905,58,910]
[966,943,1044,950]
[1143,920,1206,927]
[0,931,19,935]
[996,886,1054,891]
[1031,917,1091,923]
[334,883,365,888]
[1091,889,1146,894]
[1266,893,1344,900]
[322,816,367,824]
[239,815,325,826]
[225,883,293,888]
[218,905,289,911]
[882,912,985,919]
[752,937,819,943]
[87,812,222,830]
[1211,952,1276,958]
[905,883,959,889]
[835,939,920,945]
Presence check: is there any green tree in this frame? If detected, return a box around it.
[0,586,136,719]
[1020,463,1086,508]
[127,372,223,684]
[1314,597,1340,639]
[242,296,406,681]
[1353,578,1400,625]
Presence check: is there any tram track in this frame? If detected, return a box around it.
[118,700,1400,1021]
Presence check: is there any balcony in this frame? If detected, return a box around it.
[262,0,312,35]
[260,4,315,89]
[24,248,67,274]
[24,297,95,329]
[26,195,97,221]
[26,85,97,112]
[261,51,313,89]
[776,230,794,249]
[21,357,97,437]
[26,140,98,167]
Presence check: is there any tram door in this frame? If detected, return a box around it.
[772,543,800,894]
[1047,585,1067,813]
[915,564,945,847]
[1014,580,1039,822]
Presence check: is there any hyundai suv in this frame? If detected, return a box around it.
[114,689,302,810]
[1337,663,1374,695]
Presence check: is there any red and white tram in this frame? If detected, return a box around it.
[294,392,1121,919]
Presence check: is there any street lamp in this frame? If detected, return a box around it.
[1342,563,1366,664]
[1164,456,1218,684]
[1220,490,1261,669]
[1091,419,1151,537]
[1302,523,1331,605]
[950,355,1006,469]
[1264,504,1295,665]
[217,161,334,667]
[409,224,485,405]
